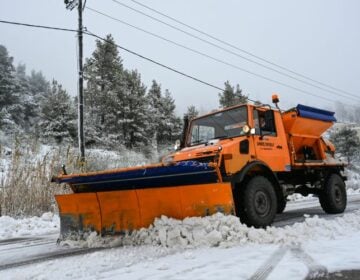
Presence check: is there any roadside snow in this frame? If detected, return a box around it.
[1,197,360,249]
[60,208,360,250]
[347,169,360,192]
[287,193,314,202]
[1,200,360,279]
[0,212,59,240]
[2,217,360,280]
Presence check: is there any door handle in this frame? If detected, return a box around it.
[276,145,282,149]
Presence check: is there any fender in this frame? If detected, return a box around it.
[231,160,279,187]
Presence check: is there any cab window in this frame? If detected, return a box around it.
[254,109,276,136]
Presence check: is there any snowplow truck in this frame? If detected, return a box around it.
[52,95,347,237]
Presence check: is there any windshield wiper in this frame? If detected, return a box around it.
[192,139,206,145]
[211,135,228,140]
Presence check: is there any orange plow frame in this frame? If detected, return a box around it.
[56,182,235,236]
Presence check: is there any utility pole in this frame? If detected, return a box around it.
[65,0,85,163]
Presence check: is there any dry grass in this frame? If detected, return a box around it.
[0,139,155,217]
[0,141,74,217]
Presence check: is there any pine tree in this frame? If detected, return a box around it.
[186,105,199,120]
[39,80,76,144]
[84,34,124,146]
[14,64,32,130]
[0,45,18,131]
[147,80,163,147]
[147,81,181,146]
[159,89,182,143]
[330,126,360,164]
[119,70,149,148]
[218,81,247,108]
[0,45,16,108]
[28,70,50,136]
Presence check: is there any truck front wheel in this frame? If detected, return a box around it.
[240,176,277,228]
[319,173,347,214]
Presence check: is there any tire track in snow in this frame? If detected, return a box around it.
[0,246,107,271]
[249,246,328,280]
[248,246,288,280]
[291,246,328,279]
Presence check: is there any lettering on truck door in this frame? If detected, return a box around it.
[252,108,290,172]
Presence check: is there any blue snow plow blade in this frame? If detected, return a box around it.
[53,161,219,193]
[297,104,336,122]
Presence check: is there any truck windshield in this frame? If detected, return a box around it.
[188,106,248,146]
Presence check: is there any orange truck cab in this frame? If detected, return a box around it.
[53,97,347,237]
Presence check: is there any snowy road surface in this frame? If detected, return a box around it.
[1,194,360,280]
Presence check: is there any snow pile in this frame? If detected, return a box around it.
[0,212,59,239]
[63,210,360,249]
[346,169,360,192]
[287,193,314,202]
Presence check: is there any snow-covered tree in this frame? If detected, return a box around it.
[186,105,199,120]
[147,80,162,144]
[0,45,19,132]
[159,89,182,144]
[330,126,360,164]
[39,80,76,144]
[120,70,149,148]
[84,34,124,146]
[147,81,181,147]
[27,70,50,136]
[218,81,247,108]
[14,64,34,131]
[84,34,123,121]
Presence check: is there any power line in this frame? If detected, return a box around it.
[0,19,228,95]
[125,0,360,100]
[0,19,79,33]
[84,30,227,92]
[1,18,357,107]
[110,0,360,102]
[85,7,343,104]
[85,30,261,104]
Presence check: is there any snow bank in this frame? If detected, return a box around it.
[0,212,59,239]
[287,193,314,202]
[346,169,360,191]
[62,210,360,250]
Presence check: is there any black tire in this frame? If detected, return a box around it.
[277,196,287,214]
[319,173,347,214]
[239,176,277,228]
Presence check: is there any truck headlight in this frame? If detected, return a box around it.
[243,125,250,134]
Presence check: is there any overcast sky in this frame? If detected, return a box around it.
[1,0,359,114]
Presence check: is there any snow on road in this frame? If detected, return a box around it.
[0,212,59,240]
[1,195,360,279]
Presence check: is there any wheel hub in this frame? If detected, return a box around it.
[254,191,270,216]
[334,185,342,204]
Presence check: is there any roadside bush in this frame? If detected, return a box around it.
[0,139,154,217]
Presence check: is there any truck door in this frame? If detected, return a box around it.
[252,108,291,172]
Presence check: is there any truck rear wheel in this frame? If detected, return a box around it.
[319,173,347,214]
[240,176,277,228]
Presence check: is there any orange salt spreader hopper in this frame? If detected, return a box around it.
[52,95,347,238]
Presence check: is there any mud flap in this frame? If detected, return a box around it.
[56,182,235,236]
